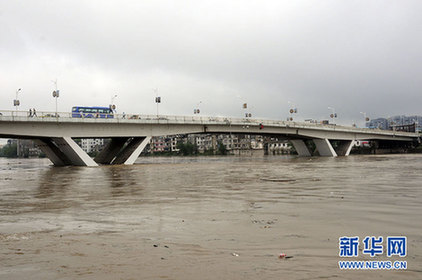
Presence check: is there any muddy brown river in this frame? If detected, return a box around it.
[1,154,421,279]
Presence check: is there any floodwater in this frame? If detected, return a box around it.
[0,154,421,280]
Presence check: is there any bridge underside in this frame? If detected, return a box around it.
[35,136,151,166]
[34,136,352,166]
[34,136,415,166]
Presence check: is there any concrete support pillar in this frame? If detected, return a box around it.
[94,137,129,164]
[35,137,98,166]
[34,138,71,166]
[313,138,337,157]
[290,139,312,157]
[335,140,354,156]
[112,136,151,165]
[54,137,98,166]
[35,136,151,167]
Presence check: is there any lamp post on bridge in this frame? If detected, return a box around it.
[194,101,202,115]
[288,101,297,121]
[14,88,22,157]
[110,94,117,113]
[360,112,370,128]
[14,88,22,114]
[154,88,161,117]
[242,103,252,118]
[328,107,337,124]
[236,95,251,118]
[52,79,60,117]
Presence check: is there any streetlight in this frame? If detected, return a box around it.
[52,79,60,117]
[194,101,202,114]
[328,107,337,124]
[154,88,161,117]
[288,101,298,121]
[14,88,21,113]
[14,88,22,157]
[110,94,117,113]
[236,95,249,118]
[360,112,370,127]
[242,102,253,118]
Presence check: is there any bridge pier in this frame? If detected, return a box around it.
[112,136,151,165]
[34,138,72,166]
[289,139,354,157]
[36,137,98,166]
[95,137,129,164]
[313,138,337,157]
[289,140,312,156]
[312,139,354,157]
[36,136,151,166]
[95,136,151,165]
[334,140,354,156]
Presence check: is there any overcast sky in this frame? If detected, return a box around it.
[1,0,421,126]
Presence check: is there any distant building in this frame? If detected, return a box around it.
[265,138,292,154]
[148,133,267,154]
[170,135,183,152]
[189,134,215,152]
[80,138,105,154]
[366,118,390,130]
[150,136,171,152]
[217,134,239,150]
[5,139,42,158]
[250,135,264,149]
[366,115,422,132]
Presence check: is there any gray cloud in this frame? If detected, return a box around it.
[1,0,421,126]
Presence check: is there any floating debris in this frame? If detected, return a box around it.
[260,178,296,183]
[251,219,277,225]
[279,253,293,259]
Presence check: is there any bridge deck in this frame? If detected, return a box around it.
[0,110,418,140]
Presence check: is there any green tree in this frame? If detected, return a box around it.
[216,140,227,155]
[0,143,17,158]
[203,148,215,155]
[176,141,198,156]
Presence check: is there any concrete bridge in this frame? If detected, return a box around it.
[0,110,419,166]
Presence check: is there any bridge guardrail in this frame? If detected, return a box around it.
[0,109,418,137]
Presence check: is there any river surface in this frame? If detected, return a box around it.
[0,154,421,280]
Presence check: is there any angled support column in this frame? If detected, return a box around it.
[112,136,151,165]
[289,139,312,156]
[35,137,98,166]
[34,138,71,166]
[55,137,99,166]
[313,138,337,157]
[334,140,355,156]
[94,137,129,164]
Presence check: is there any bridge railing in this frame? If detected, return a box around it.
[0,109,418,137]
